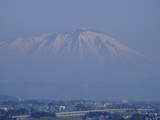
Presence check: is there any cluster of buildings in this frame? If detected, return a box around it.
[0,97,160,120]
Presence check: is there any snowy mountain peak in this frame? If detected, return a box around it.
[1,28,142,58]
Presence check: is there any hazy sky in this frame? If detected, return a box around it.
[0,0,160,100]
[0,0,160,59]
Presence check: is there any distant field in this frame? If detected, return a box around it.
[30,117,82,120]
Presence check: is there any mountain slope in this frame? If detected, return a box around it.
[1,28,142,59]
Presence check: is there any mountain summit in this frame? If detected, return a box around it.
[2,28,141,58]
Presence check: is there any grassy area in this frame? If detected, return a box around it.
[30,116,82,120]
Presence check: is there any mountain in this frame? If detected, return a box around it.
[1,28,142,59]
[0,28,152,100]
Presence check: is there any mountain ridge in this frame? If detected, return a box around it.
[1,28,143,59]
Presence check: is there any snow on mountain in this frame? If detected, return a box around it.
[1,28,142,58]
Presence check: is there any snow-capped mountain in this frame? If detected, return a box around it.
[1,28,141,58]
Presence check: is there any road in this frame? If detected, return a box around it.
[56,108,153,117]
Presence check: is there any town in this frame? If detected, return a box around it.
[0,95,160,120]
